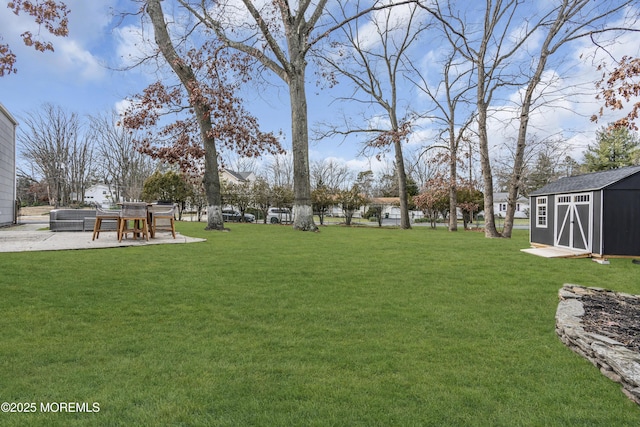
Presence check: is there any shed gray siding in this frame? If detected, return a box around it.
[529,195,555,245]
[531,191,603,252]
[601,173,640,256]
[0,104,17,227]
[592,191,602,255]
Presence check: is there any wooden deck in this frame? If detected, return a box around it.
[521,246,591,258]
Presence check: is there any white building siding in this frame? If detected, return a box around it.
[84,184,117,208]
[493,192,529,218]
[0,104,17,226]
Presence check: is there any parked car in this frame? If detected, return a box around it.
[222,209,255,222]
[267,207,292,224]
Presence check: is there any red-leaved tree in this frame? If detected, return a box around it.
[1,0,69,76]
[121,18,283,230]
[593,56,640,131]
[413,177,449,229]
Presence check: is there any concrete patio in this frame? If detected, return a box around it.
[0,217,205,253]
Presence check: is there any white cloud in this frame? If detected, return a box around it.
[54,39,105,80]
[323,156,391,177]
[114,98,134,116]
[353,2,426,51]
[0,0,117,80]
[480,3,640,165]
[66,0,118,43]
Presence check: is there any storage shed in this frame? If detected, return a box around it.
[529,165,640,257]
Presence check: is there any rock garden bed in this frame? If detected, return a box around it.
[556,284,640,405]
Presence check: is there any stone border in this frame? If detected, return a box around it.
[556,284,640,405]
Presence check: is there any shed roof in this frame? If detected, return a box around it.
[530,165,640,196]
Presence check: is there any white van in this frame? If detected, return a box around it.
[267,207,292,224]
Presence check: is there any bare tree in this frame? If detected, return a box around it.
[405,149,441,191]
[493,135,570,194]
[423,0,541,237]
[125,0,280,231]
[223,156,261,177]
[263,153,294,190]
[171,0,415,231]
[18,104,93,207]
[410,48,476,231]
[66,130,94,205]
[89,111,156,203]
[317,1,429,229]
[501,0,639,238]
[423,0,639,238]
[310,159,353,191]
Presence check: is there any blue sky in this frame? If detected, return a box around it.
[0,0,361,171]
[1,1,639,180]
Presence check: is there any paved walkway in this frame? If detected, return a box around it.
[0,217,206,253]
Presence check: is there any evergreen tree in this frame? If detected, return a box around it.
[526,152,557,194]
[583,127,640,171]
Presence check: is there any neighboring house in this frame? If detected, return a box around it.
[83,183,119,208]
[220,169,256,185]
[362,197,424,220]
[368,197,399,219]
[0,103,17,227]
[529,165,640,257]
[220,169,258,212]
[326,205,363,218]
[493,192,529,218]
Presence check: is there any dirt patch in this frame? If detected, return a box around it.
[18,206,54,216]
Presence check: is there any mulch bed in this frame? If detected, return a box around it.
[581,291,640,354]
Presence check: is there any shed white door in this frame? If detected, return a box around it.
[554,193,592,251]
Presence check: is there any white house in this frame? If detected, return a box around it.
[367,197,402,219]
[84,183,118,208]
[0,103,17,227]
[331,197,424,220]
[220,169,256,185]
[493,192,529,218]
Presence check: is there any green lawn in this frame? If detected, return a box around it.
[1,223,639,426]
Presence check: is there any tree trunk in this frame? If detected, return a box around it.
[146,0,224,230]
[503,38,551,238]
[502,112,528,238]
[394,139,411,229]
[448,131,458,231]
[200,113,224,230]
[477,102,501,238]
[345,211,353,226]
[288,49,317,231]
